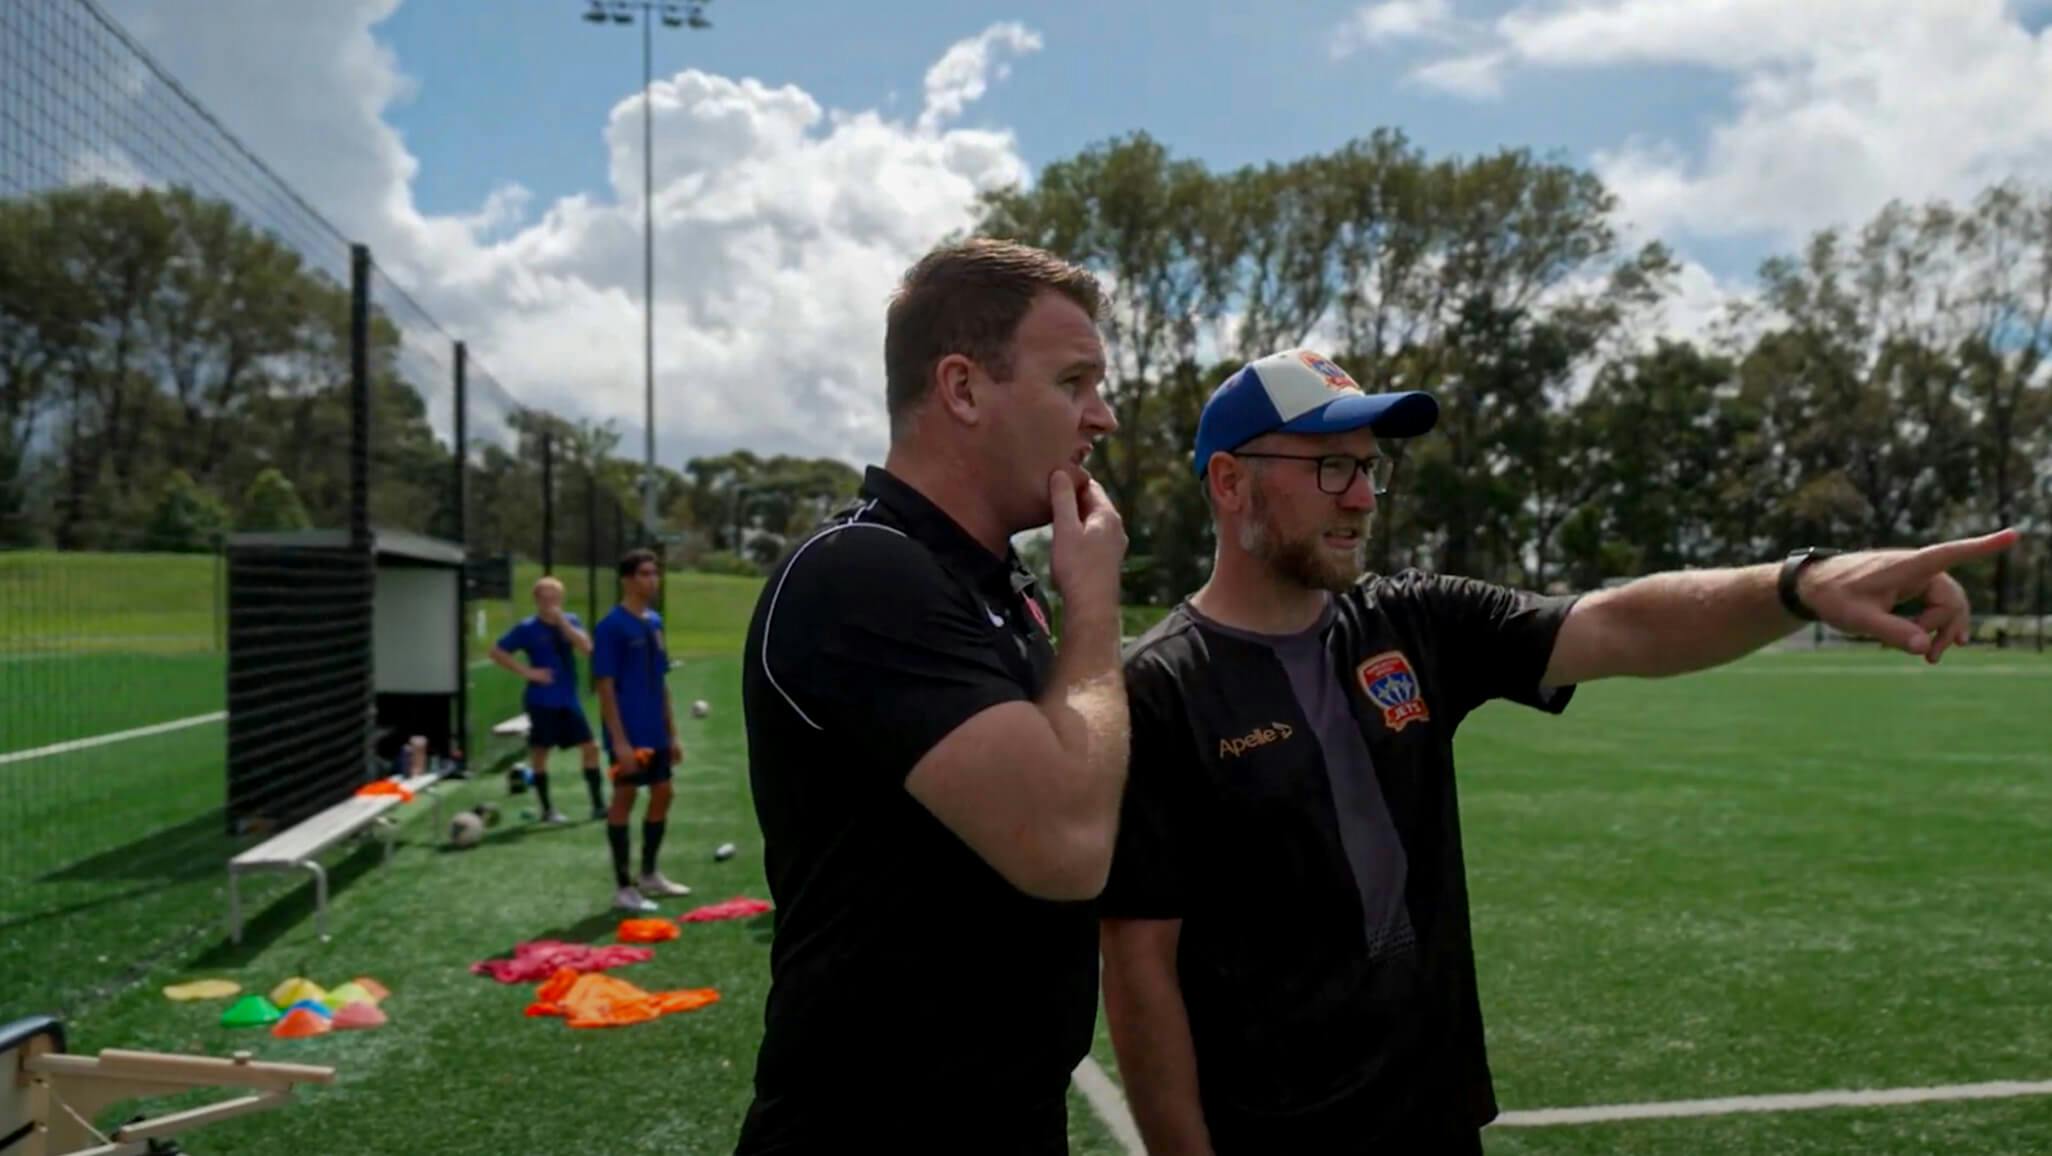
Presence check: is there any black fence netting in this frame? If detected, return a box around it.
[0,0,649,1021]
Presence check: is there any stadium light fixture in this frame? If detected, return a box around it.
[576,0,720,545]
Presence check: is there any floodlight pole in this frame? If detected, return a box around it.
[640,9,654,541]
[580,1,717,548]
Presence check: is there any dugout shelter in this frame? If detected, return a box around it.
[223,527,470,837]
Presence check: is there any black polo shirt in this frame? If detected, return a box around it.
[735,466,1094,1154]
[1098,571,1580,1151]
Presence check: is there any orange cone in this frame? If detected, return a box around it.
[271,1008,330,1038]
[617,918,679,943]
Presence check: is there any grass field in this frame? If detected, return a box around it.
[6,547,2052,1154]
[0,549,766,1029]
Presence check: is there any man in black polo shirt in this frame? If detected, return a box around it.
[736,238,1133,1154]
[1097,347,2018,1153]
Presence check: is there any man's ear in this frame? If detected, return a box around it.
[933,353,983,427]
[1208,454,1251,513]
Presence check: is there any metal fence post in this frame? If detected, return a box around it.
[541,432,555,575]
[454,339,469,765]
[349,243,371,550]
[587,462,599,629]
[2037,550,2046,655]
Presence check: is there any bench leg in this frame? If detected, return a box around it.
[228,869,243,944]
[302,861,330,942]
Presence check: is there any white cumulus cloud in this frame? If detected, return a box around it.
[1331,0,1460,57]
[97,0,1044,470]
[1362,0,2052,247]
[918,22,1043,134]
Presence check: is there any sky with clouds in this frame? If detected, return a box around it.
[91,0,2052,472]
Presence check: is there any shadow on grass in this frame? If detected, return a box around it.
[183,839,389,969]
[431,815,590,856]
[1,809,250,937]
[528,910,625,947]
[36,809,245,883]
[0,877,202,937]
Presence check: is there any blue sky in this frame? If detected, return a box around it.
[375,0,1767,275]
[104,0,2052,466]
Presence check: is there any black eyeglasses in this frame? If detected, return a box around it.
[1232,452,1395,496]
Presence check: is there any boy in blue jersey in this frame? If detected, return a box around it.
[592,548,690,912]
[487,575,605,823]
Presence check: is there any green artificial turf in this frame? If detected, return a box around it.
[10,544,2051,1154]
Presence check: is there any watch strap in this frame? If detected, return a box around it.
[1778,548,1840,621]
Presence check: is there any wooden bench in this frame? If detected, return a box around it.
[225,767,445,944]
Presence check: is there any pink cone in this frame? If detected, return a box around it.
[332,1001,388,1030]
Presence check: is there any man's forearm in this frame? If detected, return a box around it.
[1036,598,1129,823]
[1589,563,1795,678]
[1102,929,1212,1156]
[597,683,630,753]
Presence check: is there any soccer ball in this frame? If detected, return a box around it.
[713,841,737,862]
[448,811,485,849]
[690,699,710,719]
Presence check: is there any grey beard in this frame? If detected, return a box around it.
[1240,488,1368,594]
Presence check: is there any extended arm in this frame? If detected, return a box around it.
[1544,529,2019,688]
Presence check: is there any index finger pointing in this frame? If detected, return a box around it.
[1912,528,2021,572]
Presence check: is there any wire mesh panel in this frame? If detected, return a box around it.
[364,262,460,540]
[0,0,377,1018]
[223,537,373,834]
[0,0,661,1022]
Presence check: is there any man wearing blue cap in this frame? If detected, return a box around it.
[1095,348,2016,1153]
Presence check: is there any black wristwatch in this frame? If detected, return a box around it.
[1778,547,1840,621]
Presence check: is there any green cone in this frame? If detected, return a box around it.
[221,995,282,1027]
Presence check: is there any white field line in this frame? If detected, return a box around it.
[1493,1079,2052,1127]
[1071,1057,1144,1155]
[2,656,504,766]
[0,711,226,766]
[1713,664,2051,676]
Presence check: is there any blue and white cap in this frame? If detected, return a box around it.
[1192,349,1439,477]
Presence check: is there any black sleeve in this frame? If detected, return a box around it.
[1097,652,1203,921]
[1402,572,1582,721]
[756,525,1029,781]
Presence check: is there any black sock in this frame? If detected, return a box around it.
[532,771,553,813]
[641,820,666,876]
[583,767,604,808]
[607,823,631,888]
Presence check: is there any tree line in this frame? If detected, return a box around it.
[975,130,2052,614]
[4,132,2048,615]
[0,183,857,569]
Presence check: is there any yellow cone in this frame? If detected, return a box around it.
[325,982,376,1008]
[269,977,327,1007]
[164,979,241,1001]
